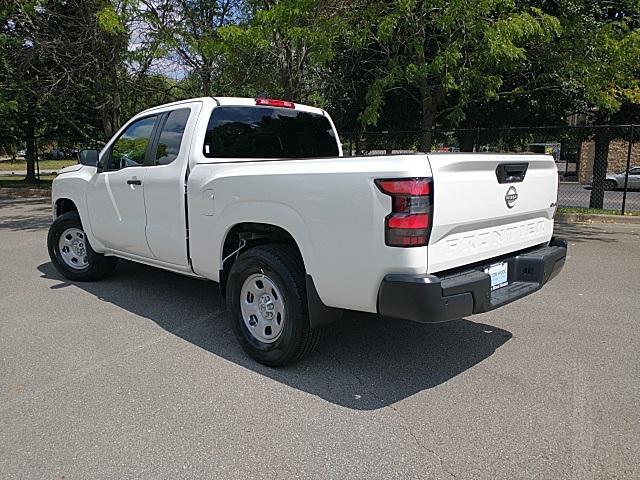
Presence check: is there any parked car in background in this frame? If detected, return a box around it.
[590,166,640,190]
[42,148,65,160]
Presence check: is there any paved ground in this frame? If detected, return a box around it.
[1,197,639,479]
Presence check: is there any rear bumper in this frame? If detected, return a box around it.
[378,237,567,323]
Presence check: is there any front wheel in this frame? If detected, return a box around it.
[604,179,617,191]
[47,211,118,281]
[226,245,322,367]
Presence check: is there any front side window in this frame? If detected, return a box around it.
[629,167,640,175]
[154,109,191,165]
[203,106,339,159]
[109,115,158,170]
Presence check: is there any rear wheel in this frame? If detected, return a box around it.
[226,244,322,367]
[47,211,118,281]
[604,179,617,191]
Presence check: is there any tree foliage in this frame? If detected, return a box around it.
[355,0,561,151]
[548,0,640,207]
[1,0,639,185]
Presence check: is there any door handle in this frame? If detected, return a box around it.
[127,179,142,186]
[495,163,528,183]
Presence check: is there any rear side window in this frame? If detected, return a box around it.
[203,106,339,159]
[154,108,190,165]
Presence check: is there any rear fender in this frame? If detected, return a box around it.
[190,200,317,283]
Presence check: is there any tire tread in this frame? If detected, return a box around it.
[227,243,322,366]
[47,211,117,281]
[259,244,323,364]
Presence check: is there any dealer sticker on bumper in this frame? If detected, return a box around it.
[485,262,508,291]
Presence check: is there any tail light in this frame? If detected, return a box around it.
[553,172,560,219]
[375,178,433,247]
[255,98,295,108]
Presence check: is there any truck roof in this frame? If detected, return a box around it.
[139,96,326,117]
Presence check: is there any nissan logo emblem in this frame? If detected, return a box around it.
[505,186,518,208]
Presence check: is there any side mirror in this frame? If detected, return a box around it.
[78,149,99,167]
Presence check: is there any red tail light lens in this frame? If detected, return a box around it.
[375,178,433,247]
[387,214,429,229]
[376,179,430,196]
[255,98,295,109]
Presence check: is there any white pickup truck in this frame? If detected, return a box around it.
[48,97,567,366]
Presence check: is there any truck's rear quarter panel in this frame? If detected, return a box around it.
[189,152,558,314]
[188,155,432,313]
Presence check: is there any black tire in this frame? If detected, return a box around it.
[604,179,617,191]
[47,211,118,281]
[226,244,322,367]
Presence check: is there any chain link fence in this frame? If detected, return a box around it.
[340,125,640,214]
[2,126,639,213]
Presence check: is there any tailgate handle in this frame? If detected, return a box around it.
[496,163,528,183]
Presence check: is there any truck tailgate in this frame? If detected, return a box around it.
[426,154,557,273]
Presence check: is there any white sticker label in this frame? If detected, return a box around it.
[205,144,210,154]
[485,262,508,291]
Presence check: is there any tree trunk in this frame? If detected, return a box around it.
[99,91,122,140]
[280,48,294,101]
[589,127,610,209]
[202,66,212,97]
[281,71,294,101]
[24,113,37,183]
[100,106,113,139]
[420,101,434,153]
[99,58,123,139]
[418,81,443,153]
[458,129,475,152]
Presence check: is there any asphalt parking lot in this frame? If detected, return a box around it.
[1,196,639,479]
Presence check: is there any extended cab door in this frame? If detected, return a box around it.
[142,103,200,266]
[86,115,159,258]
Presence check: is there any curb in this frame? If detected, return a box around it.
[556,212,640,224]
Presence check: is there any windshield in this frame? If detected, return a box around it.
[203,106,339,159]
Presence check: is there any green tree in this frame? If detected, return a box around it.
[1,0,133,181]
[0,2,21,162]
[357,0,561,152]
[550,1,640,208]
[136,0,249,97]
[244,0,348,102]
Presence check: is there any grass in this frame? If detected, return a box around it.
[0,175,55,189]
[557,206,640,216]
[0,159,76,172]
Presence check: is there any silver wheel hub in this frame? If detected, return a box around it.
[240,274,285,343]
[58,227,89,270]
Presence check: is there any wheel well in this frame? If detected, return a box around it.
[55,198,78,218]
[219,223,302,297]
